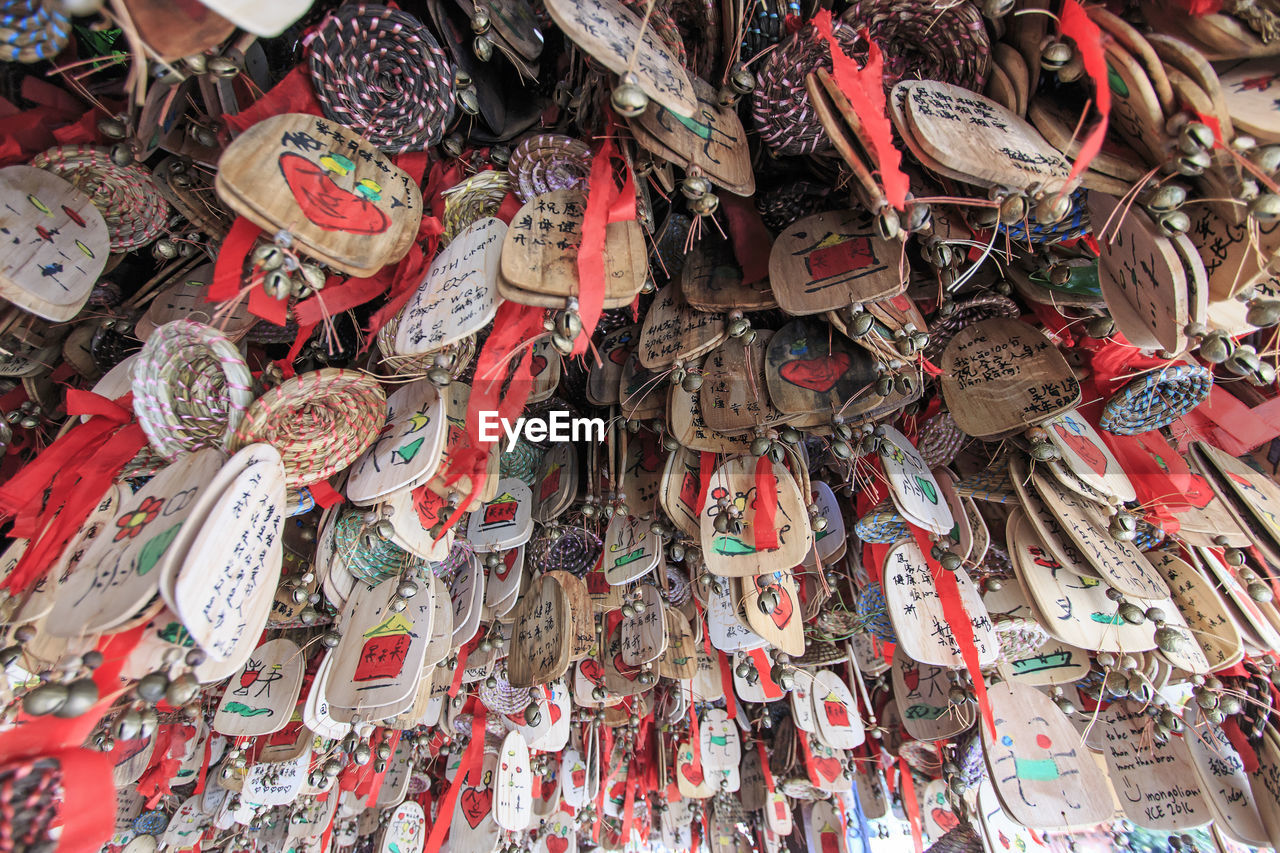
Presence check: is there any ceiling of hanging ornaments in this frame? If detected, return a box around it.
[1,0,1280,851]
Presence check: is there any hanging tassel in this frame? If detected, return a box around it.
[753,455,779,550]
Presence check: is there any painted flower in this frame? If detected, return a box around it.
[114,496,163,541]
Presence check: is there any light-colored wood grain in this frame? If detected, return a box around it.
[891,652,975,741]
[212,637,304,737]
[638,282,726,369]
[981,575,1093,685]
[215,114,421,277]
[1103,41,1173,165]
[0,165,108,322]
[1008,509,1156,653]
[1184,705,1270,845]
[898,81,1075,194]
[1218,59,1280,143]
[1088,6,1174,112]
[764,318,880,417]
[770,210,903,316]
[881,538,997,668]
[395,217,504,355]
[810,669,864,750]
[1191,440,1280,563]
[668,370,753,453]
[508,574,572,688]
[680,232,774,312]
[602,513,661,584]
[700,456,810,577]
[700,331,791,435]
[494,731,532,831]
[631,76,753,196]
[983,679,1115,828]
[1095,700,1210,830]
[466,478,533,552]
[588,324,637,406]
[739,568,804,656]
[138,263,256,342]
[877,425,954,535]
[346,380,445,504]
[1031,464,1169,600]
[659,445,704,538]
[1148,549,1243,671]
[1089,191,1190,353]
[939,317,1080,438]
[1043,409,1136,502]
[620,583,667,665]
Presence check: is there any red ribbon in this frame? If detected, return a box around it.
[573,133,636,357]
[136,724,193,808]
[424,706,486,851]
[719,194,772,286]
[696,451,715,513]
[811,10,909,211]
[908,525,996,739]
[755,741,776,794]
[796,730,822,787]
[1058,0,1111,190]
[209,216,264,303]
[898,756,924,853]
[752,455,779,550]
[0,391,147,593]
[716,651,738,719]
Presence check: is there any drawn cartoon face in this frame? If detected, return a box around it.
[991,714,1081,808]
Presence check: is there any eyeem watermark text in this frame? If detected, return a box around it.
[478,410,606,451]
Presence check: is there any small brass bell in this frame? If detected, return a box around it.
[1040,40,1073,71]
[611,81,649,118]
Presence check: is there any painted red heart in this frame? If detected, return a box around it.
[547,835,569,853]
[613,652,639,681]
[779,351,852,393]
[932,808,960,832]
[529,354,548,376]
[579,659,604,685]
[1052,423,1108,478]
[459,787,492,829]
[278,153,390,235]
[681,762,704,786]
[810,755,841,782]
[549,702,562,725]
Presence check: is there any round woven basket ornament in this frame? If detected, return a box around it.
[853,499,909,544]
[751,19,862,156]
[915,411,965,469]
[508,134,593,203]
[992,613,1050,662]
[854,583,898,643]
[0,0,70,62]
[1099,364,1212,435]
[31,145,170,251]
[840,0,990,92]
[231,368,386,488]
[131,320,254,461]
[308,4,457,153]
[442,170,513,243]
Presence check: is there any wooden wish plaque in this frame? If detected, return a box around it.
[215,114,422,277]
[939,317,1081,438]
[769,210,903,315]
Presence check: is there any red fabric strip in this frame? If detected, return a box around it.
[424,708,486,850]
[209,216,262,302]
[811,10,909,210]
[753,455,778,550]
[719,194,771,286]
[756,741,776,793]
[696,451,715,513]
[899,756,924,853]
[309,480,345,509]
[909,526,996,738]
[716,651,738,718]
[796,730,822,787]
[574,136,619,358]
[1058,0,1111,188]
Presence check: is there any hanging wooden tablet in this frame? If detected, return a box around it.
[620,350,668,422]
[621,427,664,513]
[1008,510,1156,653]
[507,574,571,688]
[881,538,998,668]
[499,189,645,306]
[700,333,793,436]
[1008,456,1099,580]
[806,482,845,567]
[542,0,696,117]
[47,448,227,636]
[452,751,500,853]
[739,568,804,656]
[1088,191,1190,353]
[494,731,532,831]
[706,578,767,652]
[533,442,578,522]
[698,707,740,772]
[877,426,954,535]
[588,324,637,406]
[484,545,524,611]
[602,513,661,584]
[1189,440,1280,563]
[1183,705,1270,846]
[525,339,562,404]
[639,282,727,370]
[375,801,425,853]
[764,318,879,417]
[659,445,703,539]
[1194,547,1280,650]
[620,582,666,665]
[0,165,109,322]
[1248,731,1280,852]
[891,653,975,741]
[212,638,304,737]
[896,81,1076,194]
[668,369,753,453]
[467,479,534,552]
[769,211,903,315]
[982,679,1113,828]
[975,777,1037,853]
[1042,409,1136,503]
[981,576,1092,685]
[395,217,504,355]
[1093,700,1210,830]
[1030,465,1168,600]
[602,618,649,695]
[675,739,715,799]
[658,607,697,679]
[631,77,753,196]
[326,576,435,714]
[939,318,1081,438]
[700,456,811,577]
[215,114,421,277]
[680,231,774,312]
[1148,549,1243,670]
[810,669,864,750]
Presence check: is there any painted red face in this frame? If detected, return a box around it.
[278,153,391,235]
[779,351,852,392]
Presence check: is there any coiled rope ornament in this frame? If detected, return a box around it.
[331,510,421,585]
[231,368,386,488]
[31,145,169,251]
[308,4,457,153]
[130,320,254,461]
[840,0,990,92]
[0,0,70,63]
[507,134,592,203]
[1099,364,1212,435]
